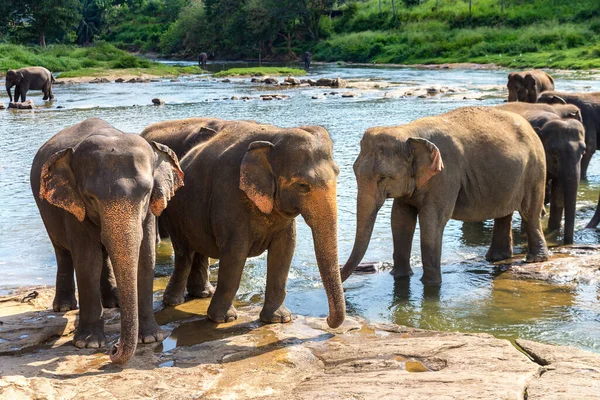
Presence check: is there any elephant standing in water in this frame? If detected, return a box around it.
[31,118,184,364]
[6,67,55,102]
[198,52,208,67]
[152,119,345,328]
[537,91,600,180]
[496,103,586,244]
[507,70,554,103]
[302,52,312,70]
[341,107,549,285]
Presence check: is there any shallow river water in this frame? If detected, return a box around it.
[2,63,600,352]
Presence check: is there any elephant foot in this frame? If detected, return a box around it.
[52,295,77,312]
[74,323,106,349]
[391,266,414,279]
[525,252,549,263]
[101,287,119,309]
[207,301,237,323]
[138,323,165,344]
[485,248,513,262]
[420,270,442,286]
[187,281,215,299]
[163,287,186,307]
[260,303,292,324]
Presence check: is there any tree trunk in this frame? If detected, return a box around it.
[391,0,397,27]
[469,0,472,15]
[501,0,504,13]
[39,27,46,47]
[379,0,382,13]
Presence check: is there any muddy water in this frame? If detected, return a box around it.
[1,64,600,352]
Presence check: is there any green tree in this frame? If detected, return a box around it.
[77,0,110,45]
[299,0,337,41]
[25,0,82,46]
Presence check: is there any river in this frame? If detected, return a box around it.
[1,63,600,352]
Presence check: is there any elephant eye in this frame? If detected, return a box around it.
[293,182,311,193]
[378,176,389,184]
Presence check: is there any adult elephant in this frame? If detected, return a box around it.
[31,118,184,365]
[341,107,549,285]
[507,70,555,103]
[198,52,208,68]
[496,103,586,244]
[157,119,345,328]
[140,118,257,298]
[302,52,312,70]
[6,67,55,102]
[537,91,600,180]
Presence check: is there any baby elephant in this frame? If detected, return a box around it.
[31,118,184,364]
[6,67,55,102]
[341,106,549,285]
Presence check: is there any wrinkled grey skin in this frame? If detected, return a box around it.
[507,70,555,103]
[302,51,312,70]
[30,118,184,365]
[198,52,208,67]
[150,119,345,329]
[341,107,549,285]
[6,67,55,102]
[537,91,600,180]
[495,103,585,244]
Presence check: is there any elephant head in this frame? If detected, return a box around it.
[507,72,528,102]
[6,69,24,102]
[341,130,443,281]
[537,92,567,105]
[239,126,345,328]
[39,133,183,364]
[537,119,585,243]
[524,74,541,103]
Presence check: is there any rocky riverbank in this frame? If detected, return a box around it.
[2,246,600,399]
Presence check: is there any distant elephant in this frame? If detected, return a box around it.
[140,118,258,298]
[507,70,555,103]
[341,107,549,285]
[495,102,586,244]
[302,51,312,70]
[151,119,345,328]
[537,91,600,179]
[198,52,208,67]
[31,118,184,365]
[6,67,55,103]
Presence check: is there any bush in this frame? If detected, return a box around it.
[110,54,151,69]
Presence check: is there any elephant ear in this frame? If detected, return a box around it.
[240,141,275,214]
[39,148,86,222]
[407,138,444,190]
[149,141,185,216]
[545,94,567,105]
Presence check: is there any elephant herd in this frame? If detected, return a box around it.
[25,68,600,366]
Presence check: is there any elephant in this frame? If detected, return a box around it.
[302,52,312,70]
[507,70,555,103]
[537,91,600,180]
[6,67,55,103]
[341,106,549,285]
[151,119,345,328]
[198,52,208,67]
[30,118,184,364]
[495,103,586,244]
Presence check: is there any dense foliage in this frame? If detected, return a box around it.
[1,0,600,68]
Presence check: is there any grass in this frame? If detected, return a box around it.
[0,42,205,77]
[314,0,600,69]
[213,67,307,78]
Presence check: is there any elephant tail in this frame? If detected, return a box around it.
[51,75,56,83]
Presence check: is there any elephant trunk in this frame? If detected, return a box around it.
[587,193,600,229]
[101,205,142,365]
[6,83,12,103]
[562,163,580,243]
[508,90,517,102]
[302,186,346,329]
[341,181,383,282]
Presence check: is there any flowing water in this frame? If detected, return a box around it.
[2,63,600,352]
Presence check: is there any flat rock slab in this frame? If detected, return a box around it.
[0,287,599,399]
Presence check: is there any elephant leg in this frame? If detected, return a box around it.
[187,253,214,298]
[72,241,105,348]
[547,179,563,234]
[207,243,247,323]
[260,223,295,324]
[485,213,514,262]
[163,240,193,306]
[19,87,26,102]
[52,245,77,312]
[100,247,119,309]
[581,148,593,180]
[391,200,417,279]
[521,187,550,263]
[418,208,449,285]
[138,215,164,344]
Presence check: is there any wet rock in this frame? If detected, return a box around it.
[127,78,138,83]
[354,262,379,274]
[56,106,64,109]
[115,78,125,83]
[8,100,34,110]
[150,79,160,83]
[263,77,278,85]
[299,83,310,87]
[0,102,5,110]
[90,77,110,84]
[261,95,273,101]
[280,82,292,86]
[341,92,359,98]
[170,79,180,82]
[284,76,300,85]
[426,87,440,96]
[311,95,325,100]
[316,77,347,88]
[250,77,261,83]
[152,98,165,106]
[231,96,239,100]
[241,96,253,101]
[221,79,231,83]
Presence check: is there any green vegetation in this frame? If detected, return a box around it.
[0,42,203,77]
[213,67,307,78]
